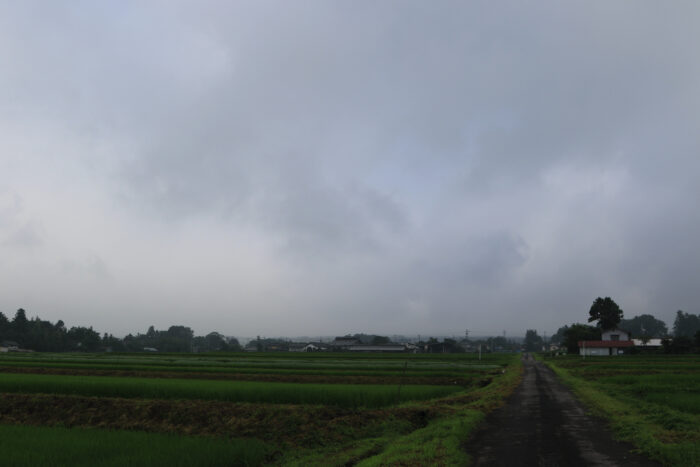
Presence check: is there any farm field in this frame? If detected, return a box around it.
[0,351,522,465]
[542,354,700,466]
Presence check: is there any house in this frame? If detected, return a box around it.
[579,327,634,356]
[303,343,326,352]
[0,340,19,352]
[632,338,663,349]
[288,343,308,352]
[288,343,325,352]
[601,327,631,341]
[330,337,362,350]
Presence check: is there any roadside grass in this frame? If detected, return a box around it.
[277,354,523,466]
[0,373,461,408]
[543,356,700,467]
[0,424,271,466]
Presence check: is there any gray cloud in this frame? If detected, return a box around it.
[0,1,698,336]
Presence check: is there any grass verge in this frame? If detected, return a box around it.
[543,357,700,467]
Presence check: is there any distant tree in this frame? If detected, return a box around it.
[524,329,543,352]
[441,338,465,353]
[662,335,693,354]
[196,332,228,352]
[12,308,29,339]
[0,312,9,339]
[672,310,700,338]
[158,325,194,352]
[563,324,601,354]
[227,337,242,352]
[67,326,101,351]
[619,314,668,339]
[371,335,390,345]
[550,325,568,345]
[101,333,125,352]
[588,297,623,330]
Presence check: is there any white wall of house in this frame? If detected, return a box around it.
[580,346,627,356]
[632,338,662,347]
[601,329,630,341]
[580,347,609,356]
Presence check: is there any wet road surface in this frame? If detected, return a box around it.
[465,353,660,466]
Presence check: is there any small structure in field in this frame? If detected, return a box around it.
[578,327,634,356]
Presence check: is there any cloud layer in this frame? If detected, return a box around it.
[1,1,699,337]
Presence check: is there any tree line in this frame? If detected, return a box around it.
[549,297,700,354]
[0,308,241,353]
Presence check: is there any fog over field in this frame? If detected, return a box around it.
[1,1,699,337]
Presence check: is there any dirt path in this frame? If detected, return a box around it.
[465,353,660,466]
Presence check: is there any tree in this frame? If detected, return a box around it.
[67,326,101,351]
[550,325,568,345]
[371,335,390,345]
[673,310,700,338]
[588,297,623,330]
[0,312,9,339]
[662,335,693,354]
[442,338,465,353]
[227,337,242,352]
[524,330,543,352]
[563,324,601,354]
[619,314,668,338]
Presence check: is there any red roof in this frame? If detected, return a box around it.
[578,340,635,348]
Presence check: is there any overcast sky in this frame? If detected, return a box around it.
[1,1,699,338]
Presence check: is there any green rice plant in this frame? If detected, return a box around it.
[0,352,508,379]
[0,424,270,466]
[0,373,461,408]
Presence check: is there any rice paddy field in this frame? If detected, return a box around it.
[542,354,700,466]
[0,351,522,466]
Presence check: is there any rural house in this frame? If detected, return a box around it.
[330,337,362,350]
[578,327,634,356]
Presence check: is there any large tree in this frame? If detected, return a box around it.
[524,329,543,352]
[588,297,623,330]
[563,324,601,353]
[619,314,668,338]
[673,310,700,338]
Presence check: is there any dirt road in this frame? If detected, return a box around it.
[465,353,659,466]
